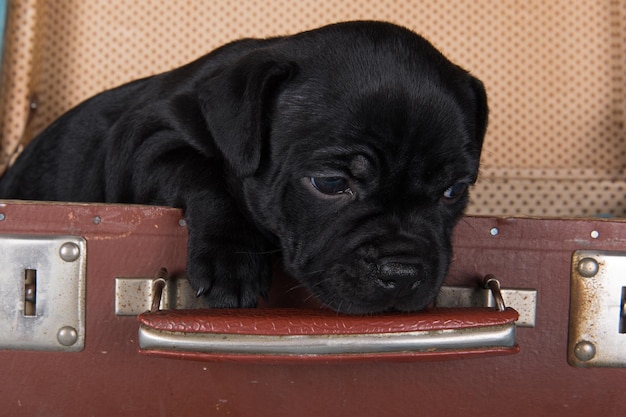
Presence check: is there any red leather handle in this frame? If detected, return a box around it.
[137,307,519,363]
[139,307,518,335]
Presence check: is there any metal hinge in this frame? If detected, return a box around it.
[0,235,86,351]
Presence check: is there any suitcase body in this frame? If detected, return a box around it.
[1,201,625,416]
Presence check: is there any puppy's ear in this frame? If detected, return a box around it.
[469,77,489,148]
[199,52,297,177]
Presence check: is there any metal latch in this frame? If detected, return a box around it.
[569,250,626,367]
[0,235,86,351]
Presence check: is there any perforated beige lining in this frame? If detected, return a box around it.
[0,0,624,217]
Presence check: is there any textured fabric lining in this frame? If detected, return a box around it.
[0,0,624,216]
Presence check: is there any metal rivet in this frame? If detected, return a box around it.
[92,216,102,225]
[178,219,187,227]
[489,227,499,236]
[0,213,5,221]
[574,340,596,362]
[59,242,80,262]
[29,95,39,110]
[57,326,78,346]
[577,258,599,278]
[590,230,599,239]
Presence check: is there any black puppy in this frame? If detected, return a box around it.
[0,21,487,314]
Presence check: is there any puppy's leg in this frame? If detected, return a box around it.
[184,197,272,308]
[131,143,272,308]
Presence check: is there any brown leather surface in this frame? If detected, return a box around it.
[137,307,519,335]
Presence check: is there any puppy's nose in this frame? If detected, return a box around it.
[376,261,423,294]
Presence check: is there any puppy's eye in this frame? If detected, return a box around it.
[442,182,469,203]
[310,177,353,196]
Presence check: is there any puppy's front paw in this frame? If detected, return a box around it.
[186,248,271,308]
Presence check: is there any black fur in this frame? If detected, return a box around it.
[0,21,487,314]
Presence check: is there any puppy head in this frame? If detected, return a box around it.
[201,21,488,314]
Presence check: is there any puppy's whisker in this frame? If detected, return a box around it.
[298,269,327,277]
[285,283,307,294]
[303,293,319,303]
[233,249,282,255]
[306,275,336,289]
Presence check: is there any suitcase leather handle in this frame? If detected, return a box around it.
[137,307,519,363]
[137,271,519,363]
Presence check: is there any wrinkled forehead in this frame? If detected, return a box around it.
[275,94,478,187]
[278,76,474,151]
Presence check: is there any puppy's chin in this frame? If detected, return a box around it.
[320,292,436,315]
[305,281,440,315]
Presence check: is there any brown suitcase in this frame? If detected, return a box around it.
[1,0,625,415]
[0,201,625,415]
